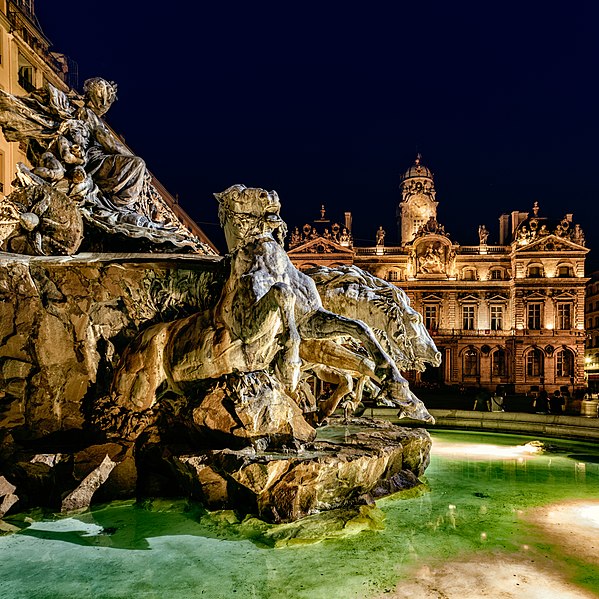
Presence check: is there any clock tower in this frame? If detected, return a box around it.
[397,154,438,245]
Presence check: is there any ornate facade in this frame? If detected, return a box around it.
[0,1,72,195]
[585,272,599,393]
[289,156,589,395]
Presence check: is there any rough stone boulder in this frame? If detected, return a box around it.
[0,475,18,517]
[170,417,431,523]
[189,372,316,449]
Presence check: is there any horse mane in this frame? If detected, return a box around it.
[310,265,423,371]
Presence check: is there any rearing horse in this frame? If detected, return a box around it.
[109,185,433,423]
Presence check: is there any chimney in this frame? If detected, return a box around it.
[498,214,510,245]
[344,211,352,232]
[511,211,528,236]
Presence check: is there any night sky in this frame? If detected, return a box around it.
[35,2,599,268]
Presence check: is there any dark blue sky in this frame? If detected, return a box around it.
[36,2,599,267]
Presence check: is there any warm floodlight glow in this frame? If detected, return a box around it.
[433,440,543,460]
[575,504,599,528]
[545,323,554,330]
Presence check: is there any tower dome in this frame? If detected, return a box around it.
[401,153,434,182]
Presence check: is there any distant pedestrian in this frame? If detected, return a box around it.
[473,390,490,411]
[536,389,549,414]
[550,390,564,414]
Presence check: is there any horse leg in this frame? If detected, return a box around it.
[301,340,372,420]
[299,310,434,423]
[299,309,402,384]
[343,374,368,419]
[310,363,353,420]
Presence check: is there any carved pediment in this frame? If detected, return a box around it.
[552,290,576,300]
[458,292,481,302]
[522,290,547,299]
[287,236,353,256]
[422,292,444,302]
[515,234,586,253]
[486,292,509,302]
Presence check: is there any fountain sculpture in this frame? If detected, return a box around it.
[0,79,439,523]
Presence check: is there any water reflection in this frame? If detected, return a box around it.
[0,431,598,599]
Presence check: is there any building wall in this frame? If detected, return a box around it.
[288,160,589,396]
[585,272,599,392]
[0,2,70,195]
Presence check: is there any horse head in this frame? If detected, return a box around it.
[399,298,443,370]
[214,184,286,251]
[310,265,442,371]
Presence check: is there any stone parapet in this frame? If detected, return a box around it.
[368,408,599,441]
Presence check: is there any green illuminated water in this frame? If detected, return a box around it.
[1,430,598,599]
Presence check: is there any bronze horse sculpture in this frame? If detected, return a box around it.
[108,185,434,425]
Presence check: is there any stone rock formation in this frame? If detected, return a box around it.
[170,417,431,523]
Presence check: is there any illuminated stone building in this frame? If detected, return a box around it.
[585,272,599,393]
[288,156,589,395]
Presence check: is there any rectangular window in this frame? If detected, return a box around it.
[388,271,398,282]
[413,219,425,233]
[557,303,572,330]
[527,303,542,330]
[490,305,503,331]
[18,52,36,92]
[462,305,475,330]
[490,269,502,280]
[424,305,438,330]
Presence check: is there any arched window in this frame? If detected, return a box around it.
[463,348,479,377]
[388,270,398,282]
[492,348,506,377]
[490,269,503,280]
[527,265,544,278]
[556,349,574,378]
[557,264,573,277]
[463,269,476,281]
[526,348,544,377]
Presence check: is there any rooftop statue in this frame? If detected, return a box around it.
[0,78,206,254]
[100,184,434,439]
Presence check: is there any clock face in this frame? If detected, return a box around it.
[409,194,432,214]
